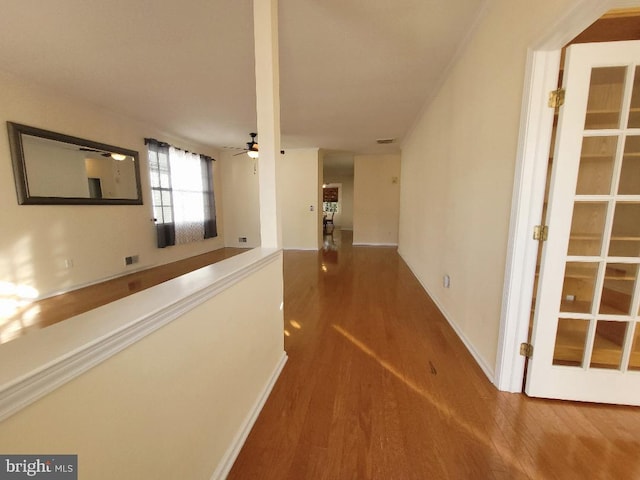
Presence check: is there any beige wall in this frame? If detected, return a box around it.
[278,148,321,250]
[0,256,284,480]
[220,148,322,250]
[398,0,580,376]
[353,154,401,245]
[220,150,262,248]
[317,150,325,247]
[0,71,225,299]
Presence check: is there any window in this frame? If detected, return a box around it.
[323,202,338,213]
[146,139,217,248]
[322,186,339,213]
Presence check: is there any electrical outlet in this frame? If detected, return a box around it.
[443,274,451,288]
[64,259,74,269]
[125,255,139,266]
[239,237,247,243]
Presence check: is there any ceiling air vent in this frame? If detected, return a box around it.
[376,138,395,144]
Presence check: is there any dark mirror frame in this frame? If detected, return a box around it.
[7,121,143,205]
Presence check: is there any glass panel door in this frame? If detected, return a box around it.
[527,41,640,405]
[551,64,640,374]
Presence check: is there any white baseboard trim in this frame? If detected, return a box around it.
[398,253,495,384]
[210,352,288,480]
[36,264,151,301]
[352,242,398,247]
[426,287,495,383]
[36,244,233,301]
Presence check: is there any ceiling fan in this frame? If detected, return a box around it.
[79,147,110,157]
[79,147,127,161]
[233,132,259,158]
[232,132,285,158]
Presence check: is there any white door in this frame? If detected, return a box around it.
[526,41,640,405]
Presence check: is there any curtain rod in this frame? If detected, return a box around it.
[144,137,215,162]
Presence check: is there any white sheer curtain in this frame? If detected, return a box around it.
[168,146,205,244]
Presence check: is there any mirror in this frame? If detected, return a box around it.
[7,122,143,205]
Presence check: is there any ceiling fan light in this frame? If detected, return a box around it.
[247,150,259,159]
[111,153,127,161]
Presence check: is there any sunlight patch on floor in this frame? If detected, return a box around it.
[332,323,528,477]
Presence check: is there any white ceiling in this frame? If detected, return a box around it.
[0,0,485,155]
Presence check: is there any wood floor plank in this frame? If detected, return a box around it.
[0,247,248,344]
[228,230,640,479]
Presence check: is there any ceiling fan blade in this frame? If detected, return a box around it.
[233,150,249,156]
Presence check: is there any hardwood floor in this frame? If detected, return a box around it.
[0,247,248,344]
[228,230,640,480]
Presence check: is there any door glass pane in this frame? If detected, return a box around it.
[560,262,599,313]
[629,325,640,371]
[585,67,627,130]
[576,136,617,195]
[553,318,589,367]
[590,320,627,369]
[619,135,640,195]
[599,263,638,315]
[628,66,640,128]
[567,202,607,256]
[608,203,640,257]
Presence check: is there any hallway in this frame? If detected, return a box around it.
[228,231,640,479]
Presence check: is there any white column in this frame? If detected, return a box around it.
[254,0,282,249]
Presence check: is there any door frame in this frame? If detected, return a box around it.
[496,0,640,392]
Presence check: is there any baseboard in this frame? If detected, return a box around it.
[352,242,398,247]
[36,265,151,301]
[210,352,288,480]
[398,253,495,384]
[37,246,233,301]
[425,288,495,382]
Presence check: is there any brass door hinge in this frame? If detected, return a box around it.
[548,88,565,108]
[520,342,534,358]
[533,225,549,241]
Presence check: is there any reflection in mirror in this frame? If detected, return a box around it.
[7,122,142,205]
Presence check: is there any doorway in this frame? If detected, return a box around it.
[322,153,355,234]
[497,2,640,395]
[526,40,640,404]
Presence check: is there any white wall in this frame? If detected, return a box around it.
[0,71,226,299]
[220,150,262,248]
[278,148,321,250]
[353,154,401,245]
[398,0,581,377]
